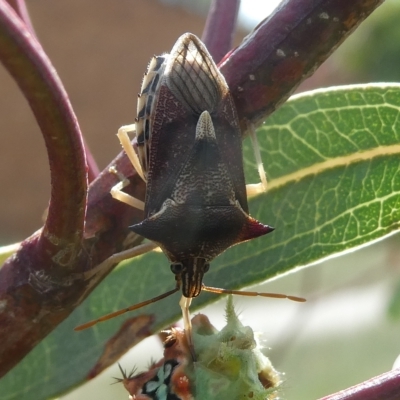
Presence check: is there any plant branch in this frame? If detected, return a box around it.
[84,137,101,182]
[5,0,100,183]
[0,0,87,253]
[220,0,386,133]
[319,368,400,400]
[201,0,240,63]
[0,0,88,376]
[5,0,35,35]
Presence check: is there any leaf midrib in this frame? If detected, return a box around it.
[265,144,400,192]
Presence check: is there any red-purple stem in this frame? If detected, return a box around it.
[319,368,400,400]
[0,1,87,256]
[220,0,386,133]
[84,138,101,182]
[5,0,100,182]
[0,0,89,376]
[201,0,240,64]
[5,0,35,35]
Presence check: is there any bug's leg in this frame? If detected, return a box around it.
[110,125,146,210]
[110,174,145,211]
[179,295,196,359]
[246,125,268,198]
[80,242,159,282]
[117,124,146,182]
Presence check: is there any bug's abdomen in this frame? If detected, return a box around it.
[135,54,167,178]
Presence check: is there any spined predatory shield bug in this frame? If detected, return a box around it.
[75,33,304,335]
[117,297,282,400]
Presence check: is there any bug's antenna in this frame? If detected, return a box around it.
[202,285,306,303]
[74,286,180,331]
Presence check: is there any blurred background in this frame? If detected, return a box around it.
[1,0,400,399]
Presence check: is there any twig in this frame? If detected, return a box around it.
[319,368,400,400]
[220,0,386,133]
[202,0,240,63]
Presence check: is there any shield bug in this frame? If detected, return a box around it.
[75,33,304,335]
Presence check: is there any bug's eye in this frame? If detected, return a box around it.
[204,263,210,273]
[170,262,184,275]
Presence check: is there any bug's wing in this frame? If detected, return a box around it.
[165,33,225,115]
[144,33,248,216]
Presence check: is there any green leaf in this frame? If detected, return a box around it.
[242,83,400,276]
[2,84,400,399]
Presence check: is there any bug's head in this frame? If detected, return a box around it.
[170,258,210,298]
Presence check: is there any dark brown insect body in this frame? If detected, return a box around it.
[130,33,273,298]
[74,33,304,334]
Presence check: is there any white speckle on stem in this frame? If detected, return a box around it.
[0,300,7,312]
[276,49,285,57]
[249,74,255,81]
[319,12,329,19]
